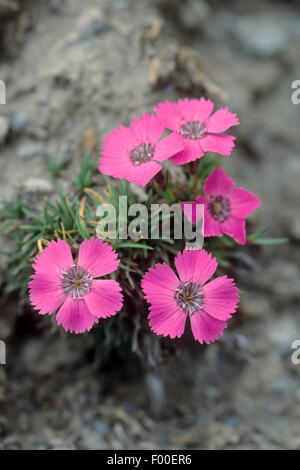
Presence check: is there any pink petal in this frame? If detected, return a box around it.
[100,125,139,176]
[100,156,162,187]
[126,161,163,187]
[200,133,236,156]
[172,140,205,165]
[56,297,98,334]
[32,239,73,276]
[84,279,123,319]
[229,187,261,219]
[155,98,214,133]
[221,216,246,245]
[130,113,164,144]
[206,108,239,133]
[154,101,183,132]
[181,200,206,224]
[142,263,185,339]
[202,275,240,321]
[99,126,140,178]
[190,311,227,344]
[99,121,164,186]
[99,155,134,179]
[154,132,184,162]
[142,263,180,303]
[195,196,209,206]
[78,238,119,278]
[174,249,217,286]
[148,306,187,339]
[203,209,223,237]
[178,97,214,122]
[102,125,137,156]
[29,273,65,315]
[203,167,235,197]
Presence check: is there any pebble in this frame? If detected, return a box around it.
[145,373,167,417]
[94,421,110,436]
[81,427,108,450]
[179,0,210,31]
[206,423,240,449]
[225,416,241,428]
[10,112,28,132]
[23,177,54,194]
[228,14,289,56]
[18,141,45,159]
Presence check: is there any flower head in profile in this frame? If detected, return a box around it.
[155,98,239,165]
[181,167,261,244]
[29,238,123,333]
[99,113,184,187]
[142,249,239,344]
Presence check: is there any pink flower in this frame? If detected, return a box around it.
[154,98,239,165]
[99,113,184,187]
[142,249,239,344]
[181,167,261,244]
[29,238,123,334]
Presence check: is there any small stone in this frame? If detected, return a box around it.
[267,317,299,353]
[206,423,240,449]
[145,373,167,417]
[93,421,110,436]
[123,401,136,415]
[23,178,54,194]
[225,416,241,428]
[179,0,210,31]
[288,436,300,450]
[81,428,108,449]
[18,141,45,159]
[10,112,28,132]
[229,14,289,56]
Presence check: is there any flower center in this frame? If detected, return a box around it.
[208,195,231,222]
[180,121,206,140]
[61,265,93,299]
[175,281,204,316]
[130,143,155,165]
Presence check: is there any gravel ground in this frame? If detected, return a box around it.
[0,0,299,450]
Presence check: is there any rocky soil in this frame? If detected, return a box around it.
[0,0,300,450]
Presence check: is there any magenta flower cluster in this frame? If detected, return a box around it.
[99,98,239,186]
[29,98,261,344]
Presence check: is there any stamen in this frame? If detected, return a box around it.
[180,121,206,140]
[208,195,231,222]
[61,265,93,299]
[175,281,204,316]
[130,143,155,165]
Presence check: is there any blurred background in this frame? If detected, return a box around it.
[0,0,299,450]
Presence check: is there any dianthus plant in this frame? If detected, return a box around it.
[1,97,286,360]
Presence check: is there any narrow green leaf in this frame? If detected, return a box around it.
[253,237,288,245]
[117,242,153,250]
